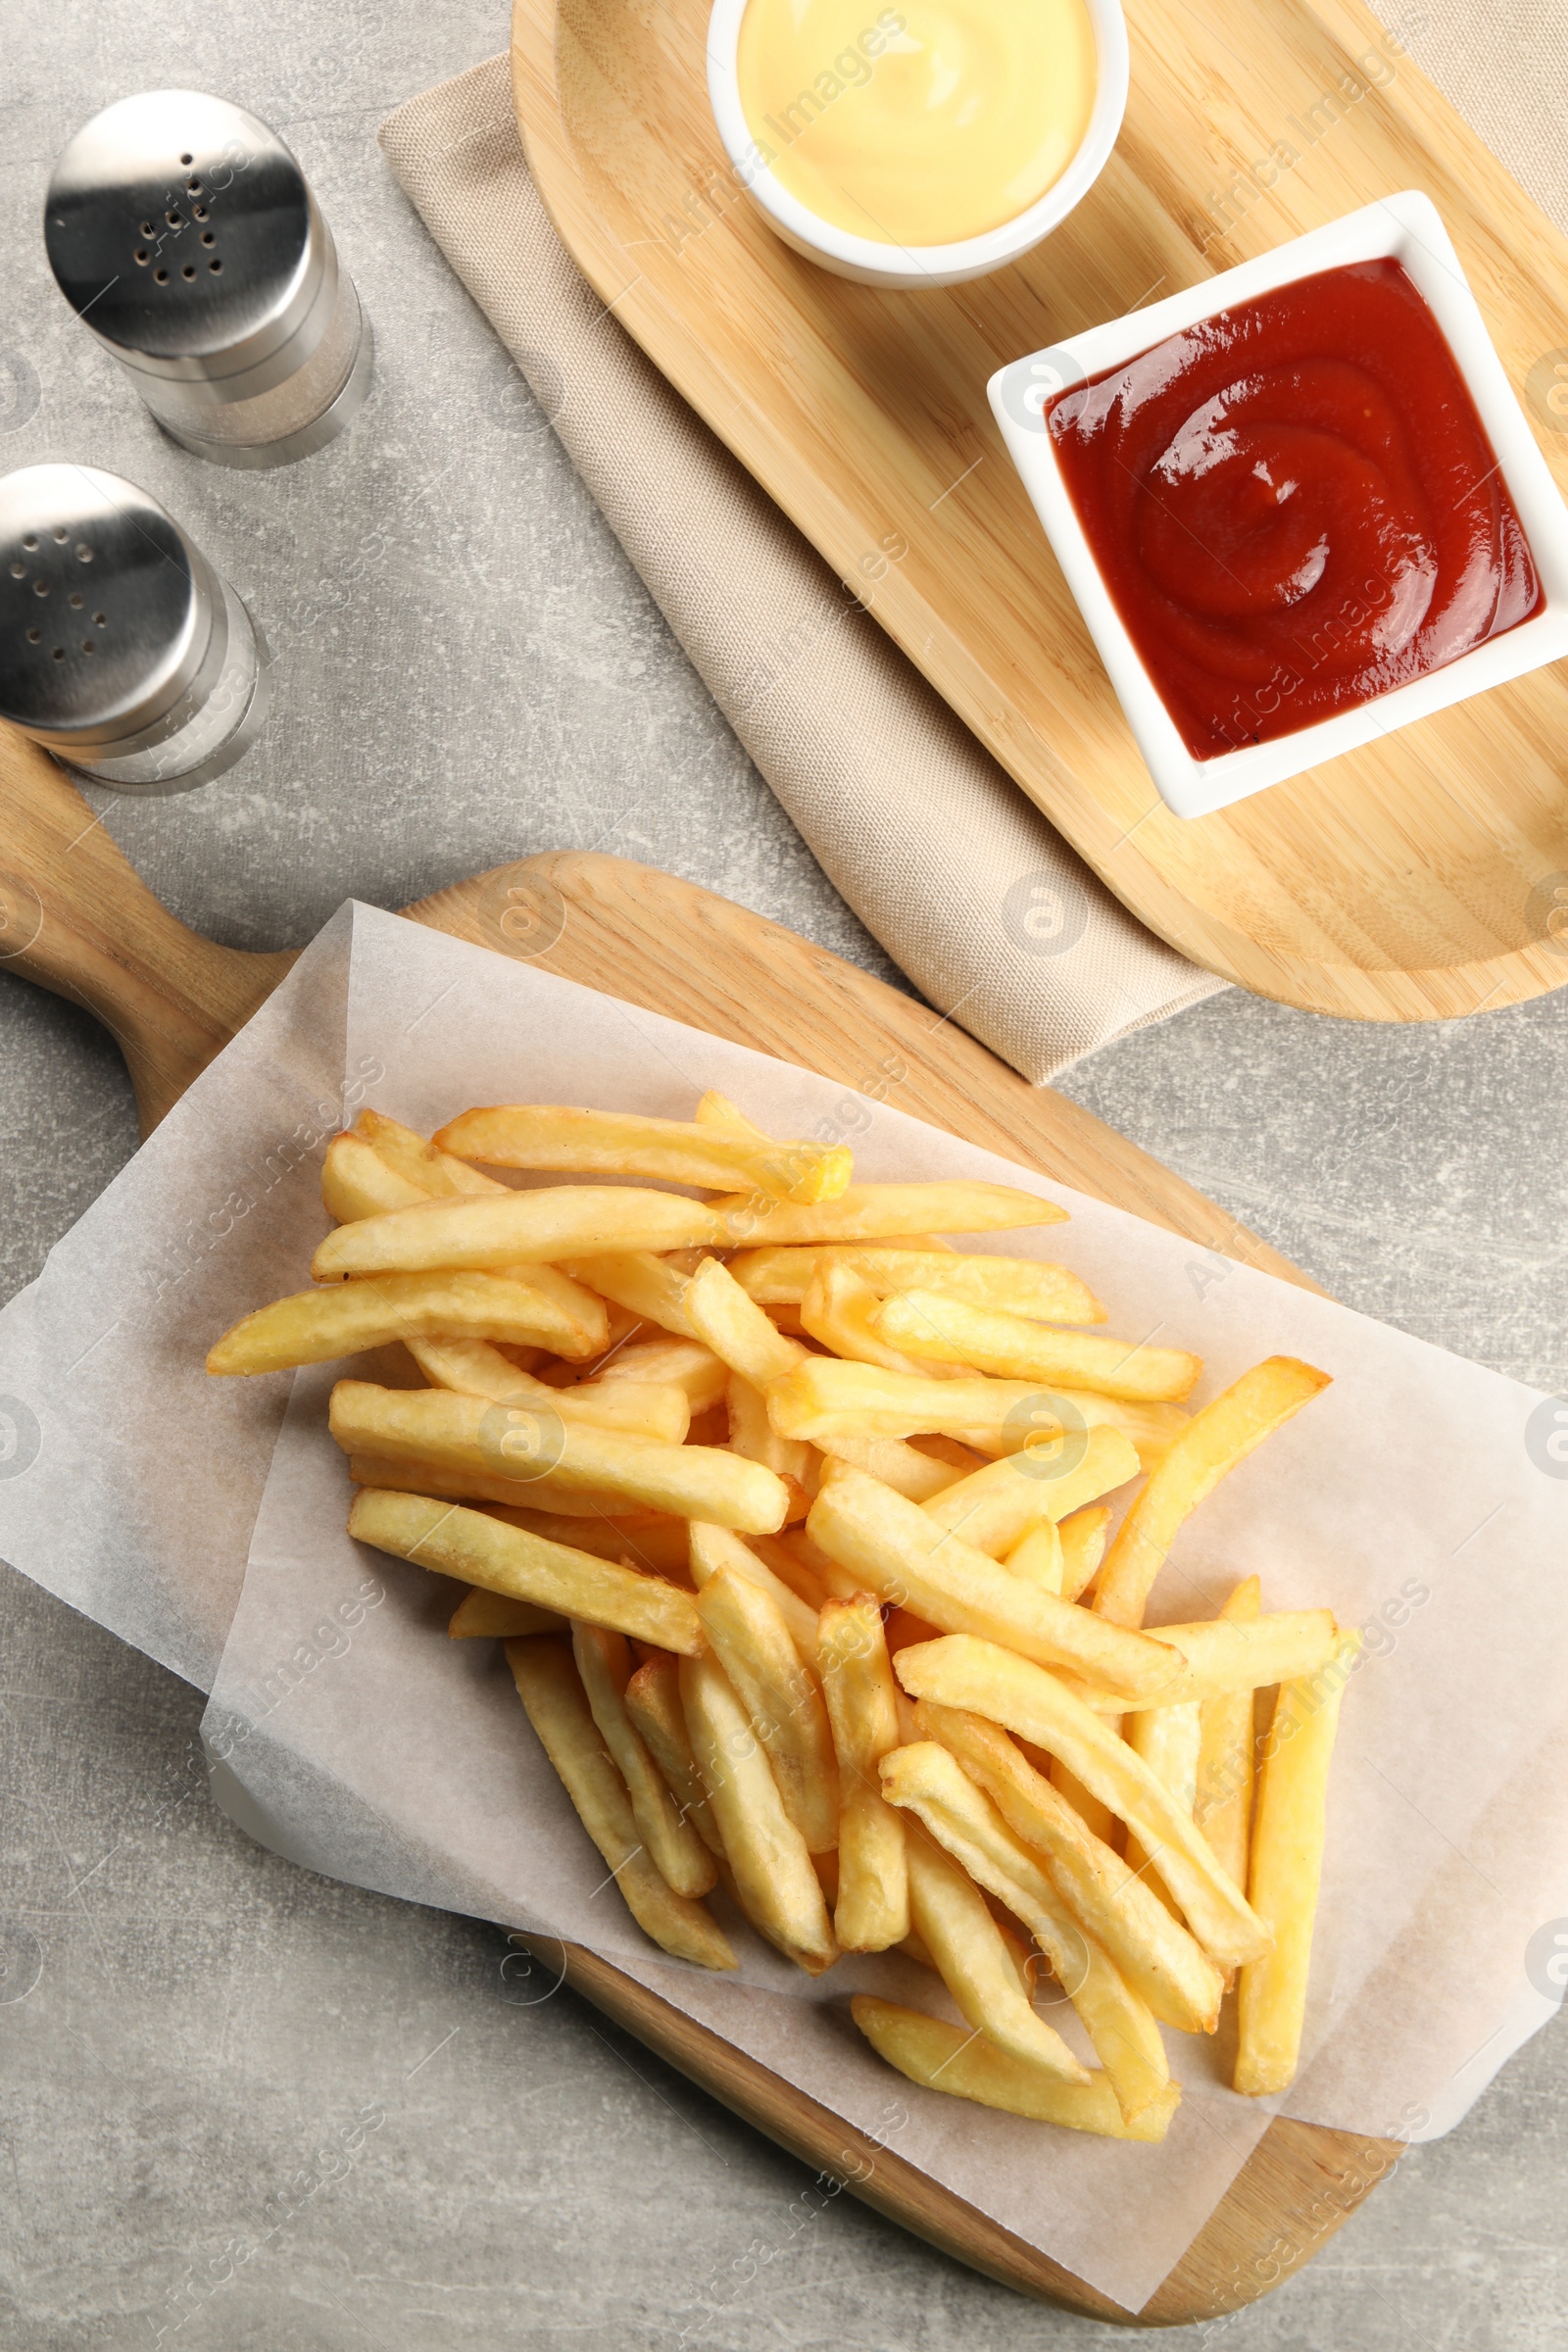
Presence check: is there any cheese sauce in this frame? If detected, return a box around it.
[736,0,1098,248]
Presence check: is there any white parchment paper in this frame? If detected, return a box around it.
[3,901,1567,2311]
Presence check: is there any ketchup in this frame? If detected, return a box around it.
[1047,260,1541,760]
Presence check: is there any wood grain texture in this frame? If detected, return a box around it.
[0,724,1392,2318]
[511,0,1568,1022]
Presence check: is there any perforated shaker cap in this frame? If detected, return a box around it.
[0,464,216,748]
[44,91,326,387]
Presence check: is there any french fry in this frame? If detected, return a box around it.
[913,1700,1224,2034]
[433,1103,852,1204]
[409,1337,690,1445]
[679,1651,838,1972]
[694,1566,840,1852]
[814,1597,909,1952]
[596,1337,729,1413]
[349,1489,703,1653]
[726,1372,812,1501]
[1058,1504,1112,1603]
[1194,1576,1262,1892]
[1235,1635,1359,2095]
[346,1451,654,1523]
[624,1652,725,1857]
[208,1269,609,1377]
[851,1997,1179,2139]
[485,1508,691,1578]
[884,1744,1172,2121]
[1004,1522,1064,1591]
[802,1260,969,1381]
[355,1108,507,1198]
[903,1827,1089,2082]
[893,1636,1273,1970]
[714,1181,1066,1247]
[684,1254,804,1386]
[688,1522,820,1657]
[448,1589,565,1639]
[571,1621,716,1898]
[730,1246,1102,1324]
[749,1529,833,1611]
[807,1467,1183,1701]
[1123,1701,1203,1919]
[767,1356,1185,1472]
[811,1433,963,1502]
[920,1426,1141,1557]
[330,1383,790,1533]
[1094,1358,1331,1627]
[873,1291,1201,1403]
[321,1131,428,1222]
[563,1251,701,1341]
[1048,1611,1340,1712]
[313,1189,724,1282]
[506,1637,734,1970]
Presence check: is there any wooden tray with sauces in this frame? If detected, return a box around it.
[0,722,1399,2320]
[511,0,1568,1023]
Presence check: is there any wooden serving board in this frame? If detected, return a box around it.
[512,0,1568,1023]
[0,721,1396,2320]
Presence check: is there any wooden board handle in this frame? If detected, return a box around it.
[0,723,296,1136]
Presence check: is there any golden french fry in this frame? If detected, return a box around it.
[1050,1761,1119,1852]
[1004,1522,1064,1591]
[1058,1504,1112,1603]
[322,1131,429,1223]
[1195,1576,1262,1892]
[873,1291,1201,1403]
[688,1522,820,1657]
[807,1467,1182,1701]
[884,1744,1171,2120]
[448,1588,565,1639]
[684,1254,804,1386]
[563,1251,701,1340]
[506,1637,733,1969]
[433,1103,852,1204]
[408,1338,691,1445]
[894,1636,1273,1970]
[1050,1610,1340,1713]
[330,1382,790,1533]
[349,1489,703,1652]
[679,1650,838,1972]
[726,1372,812,1500]
[802,1260,968,1381]
[749,1529,832,1611]
[596,1337,729,1413]
[914,1699,1223,2034]
[920,1426,1141,1557]
[571,1621,716,1897]
[486,1508,690,1578]
[730,1246,1102,1323]
[1235,1635,1359,2096]
[313,1189,724,1282]
[208,1269,609,1377]
[811,1434,963,1502]
[903,1827,1089,2082]
[624,1652,726,1858]
[1123,1700,1203,1919]
[814,1596,909,1952]
[346,1451,652,1523]
[715,1181,1066,1248]
[1094,1358,1332,1627]
[851,1997,1179,2138]
[356,1108,507,1198]
[695,1565,840,1852]
[767,1356,1184,1472]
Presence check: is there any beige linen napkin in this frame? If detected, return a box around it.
[377,60,1223,1083]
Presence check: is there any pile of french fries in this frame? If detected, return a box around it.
[209,1093,1357,2141]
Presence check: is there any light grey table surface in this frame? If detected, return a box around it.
[3,2,1567,2345]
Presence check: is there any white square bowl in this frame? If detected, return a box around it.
[989,191,1568,819]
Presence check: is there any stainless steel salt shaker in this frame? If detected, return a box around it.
[44,90,372,468]
[0,463,269,792]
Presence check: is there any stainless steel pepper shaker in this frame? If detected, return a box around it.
[0,462,269,792]
[44,90,372,469]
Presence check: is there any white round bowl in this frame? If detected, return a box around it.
[706,0,1130,290]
